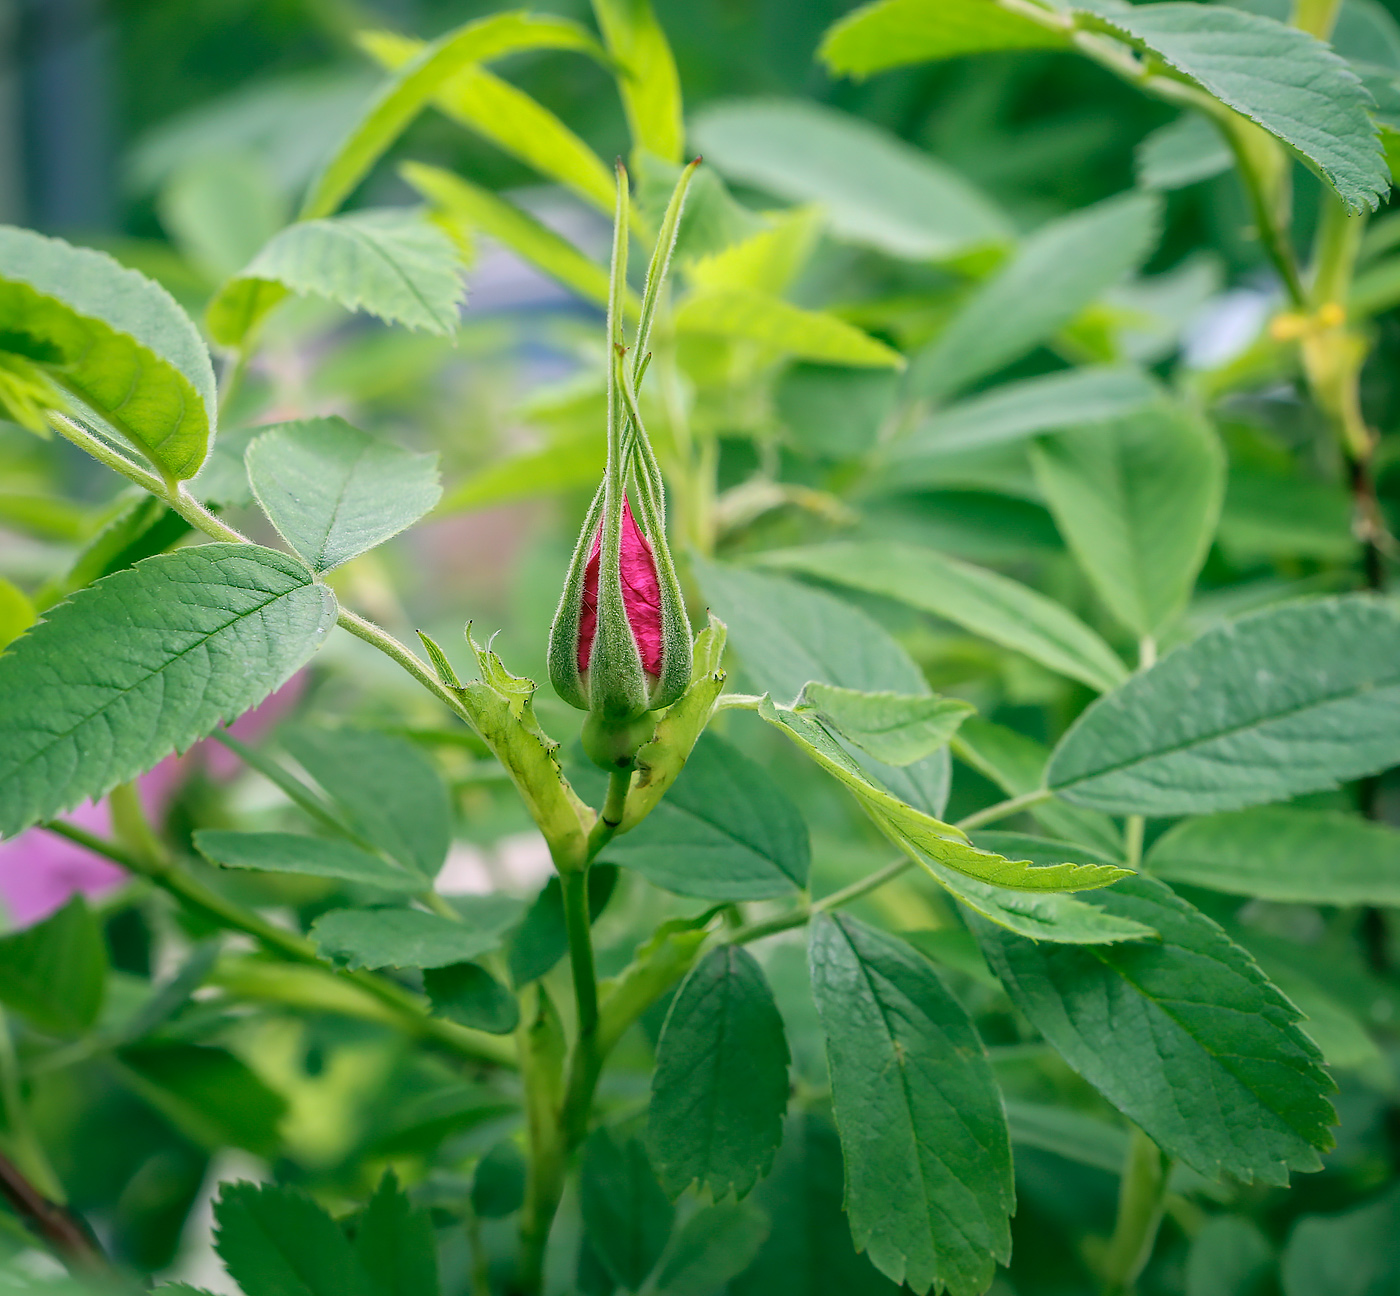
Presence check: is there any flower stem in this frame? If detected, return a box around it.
[1100,1127,1170,1295]
[955,787,1053,832]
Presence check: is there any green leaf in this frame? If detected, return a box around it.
[118,1043,288,1159]
[676,288,904,368]
[757,542,1127,694]
[440,426,605,512]
[810,914,1013,1296]
[193,830,424,893]
[246,416,441,573]
[207,208,465,347]
[692,559,927,702]
[158,153,286,283]
[1186,1218,1273,1296]
[580,1129,674,1292]
[648,945,790,1199]
[974,873,1336,1184]
[887,364,1159,464]
[507,865,617,985]
[355,1170,440,1296]
[300,11,604,220]
[909,191,1162,400]
[0,544,334,838]
[214,1181,377,1296]
[653,1203,770,1296]
[360,31,614,213]
[1085,2,1387,213]
[953,717,1122,855]
[0,226,216,480]
[0,576,34,651]
[1146,807,1400,905]
[281,727,451,879]
[821,0,1069,76]
[761,698,1128,893]
[690,99,1010,262]
[731,1114,901,1296]
[471,1141,527,1218]
[311,906,515,970]
[1281,1183,1400,1296]
[1030,402,1225,637]
[423,961,519,1034]
[0,896,106,1033]
[796,682,972,766]
[776,363,898,459]
[1046,595,1400,815]
[592,0,684,164]
[1136,113,1234,190]
[598,732,809,900]
[402,162,611,307]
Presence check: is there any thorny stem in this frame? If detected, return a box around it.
[1101,1127,1171,1295]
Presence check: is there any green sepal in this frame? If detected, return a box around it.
[546,477,604,712]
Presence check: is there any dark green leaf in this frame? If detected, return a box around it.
[311,907,514,970]
[1137,114,1234,190]
[1031,403,1225,637]
[809,914,1013,1295]
[355,1170,440,1296]
[214,1181,377,1296]
[909,191,1162,400]
[653,1202,769,1296]
[282,727,450,879]
[820,0,1069,77]
[796,682,972,766]
[1281,1183,1400,1296]
[648,946,790,1199]
[194,830,424,892]
[975,873,1336,1184]
[1186,1217,1273,1296]
[471,1141,527,1218]
[1087,2,1387,212]
[1047,595,1400,815]
[0,225,216,480]
[0,545,335,838]
[580,1129,674,1291]
[731,1114,901,1296]
[0,896,106,1033]
[758,542,1127,694]
[423,961,519,1034]
[599,732,809,900]
[1147,807,1400,905]
[119,1044,287,1159]
[507,865,617,985]
[690,99,1010,261]
[246,417,441,573]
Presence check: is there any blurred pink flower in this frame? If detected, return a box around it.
[0,675,305,929]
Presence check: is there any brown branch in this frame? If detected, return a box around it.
[0,1149,106,1273]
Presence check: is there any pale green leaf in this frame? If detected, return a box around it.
[207,208,465,346]
[648,946,790,1199]
[194,830,424,893]
[1146,807,1400,905]
[909,191,1162,399]
[311,906,515,970]
[1136,113,1234,190]
[1030,402,1225,637]
[158,153,286,283]
[654,1203,770,1296]
[796,682,973,766]
[686,207,823,296]
[690,98,1010,261]
[821,0,1070,76]
[597,732,809,900]
[810,914,1012,1296]
[592,0,684,164]
[1047,595,1400,815]
[0,576,35,651]
[0,545,334,838]
[360,30,613,212]
[0,226,217,480]
[246,416,441,572]
[300,11,604,220]
[976,873,1335,1184]
[439,427,605,512]
[1085,2,1387,212]
[757,542,1127,694]
[676,287,904,368]
[0,896,106,1033]
[402,162,611,307]
[761,697,1129,892]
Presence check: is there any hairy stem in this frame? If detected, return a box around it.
[955,787,1054,832]
[1101,1127,1170,1295]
